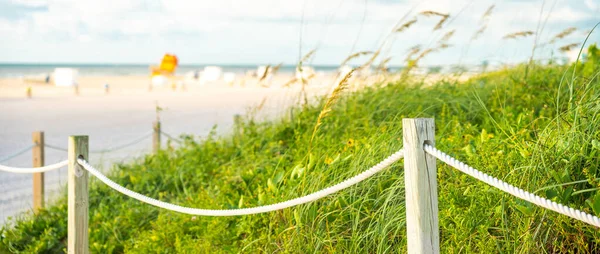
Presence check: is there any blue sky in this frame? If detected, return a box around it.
[0,0,598,66]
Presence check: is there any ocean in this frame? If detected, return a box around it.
[0,63,344,78]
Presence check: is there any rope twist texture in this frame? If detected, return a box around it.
[424,144,600,228]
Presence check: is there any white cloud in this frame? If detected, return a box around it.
[77,34,91,43]
[584,0,598,11]
[9,0,47,7]
[0,0,597,65]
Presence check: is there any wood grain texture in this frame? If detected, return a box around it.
[153,121,161,154]
[68,136,89,254]
[32,131,44,213]
[403,118,439,254]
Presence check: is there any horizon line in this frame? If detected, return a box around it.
[0,61,492,68]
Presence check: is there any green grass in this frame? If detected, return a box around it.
[1,47,600,253]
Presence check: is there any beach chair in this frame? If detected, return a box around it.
[151,54,178,76]
[150,54,178,87]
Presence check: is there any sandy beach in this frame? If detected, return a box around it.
[0,70,473,223]
[0,73,341,223]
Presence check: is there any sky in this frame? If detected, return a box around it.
[0,0,598,66]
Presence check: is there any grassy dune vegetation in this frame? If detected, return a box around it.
[2,45,600,253]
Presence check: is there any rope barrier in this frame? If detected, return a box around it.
[76,148,404,216]
[0,144,35,163]
[3,134,597,228]
[424,144,600,228]
[0,160,68,173]
[45,131,153,154]
[44,143,68,152]
[160,131,183,143]
[89,131,153,153]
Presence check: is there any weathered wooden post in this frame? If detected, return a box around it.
[32,131,44,212]
[233,114,243,135]
[233,114,241,126]
[153,121,161,154]
[68,136,89,253]
[403,118,439,254]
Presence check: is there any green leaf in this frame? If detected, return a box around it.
[257,186,265,205]
[290,164,305,179]
[330,154,341,165]
[561,186,574,203]
[514,201,533,216]
[294,209,302,227]
[494,205,503,215]
[462,186,471,196]
[267,178,277,193]
[308,153,316,171]
[238,195,244,208]
[480,129,488,143]
[461,144,476,158]
[337,196,348,208]
[342,154,353,162]
[549,170,562,183]
[586,193,600,215]
[545,189,558,200]
[273,171,284,184]
[560,168,570,182]
[592,140,600,150]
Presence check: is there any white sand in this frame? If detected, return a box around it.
[0,73,340,223]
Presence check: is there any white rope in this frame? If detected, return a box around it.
[0,160,68,173]
[77,148,404,216]
[424,144,600,228]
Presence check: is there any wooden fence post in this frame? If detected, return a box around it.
[153,121,161,154]
[233,114,241,126]
[32,131,44,213]
[403,118,439,254]
[68,136,89,253]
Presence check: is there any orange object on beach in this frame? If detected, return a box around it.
[151,54,178,76]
